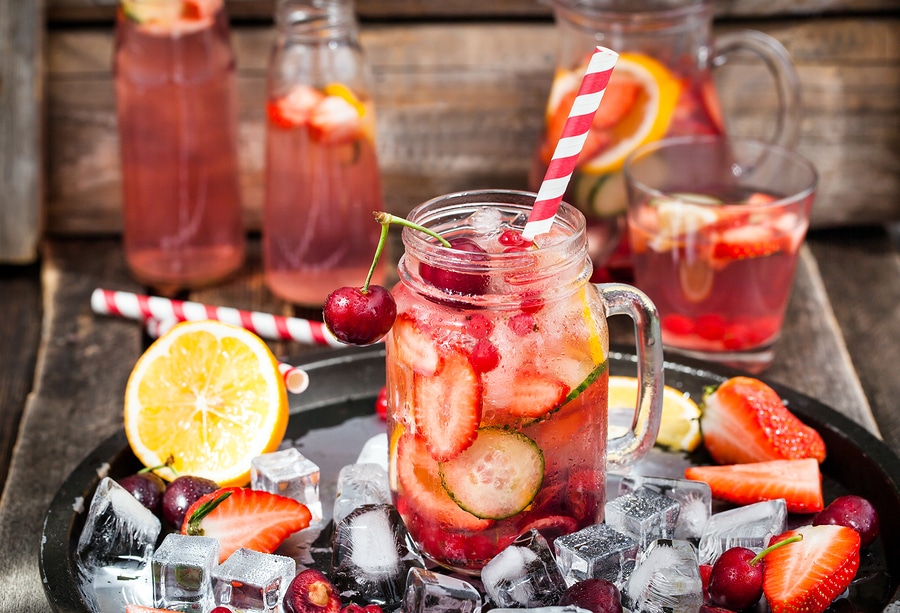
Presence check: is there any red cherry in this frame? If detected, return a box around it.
[813,494,880,547]
[419,238,489,295]
[374,386,388,420]
[707,547,763,610]
[323,285,396,346]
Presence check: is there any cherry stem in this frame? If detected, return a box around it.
[138,455,177,476]
[361,211,451,292]
[749,534,803,566]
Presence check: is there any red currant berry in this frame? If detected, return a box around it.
[498,229,532,248]
[469,338,500,373]
[507,312,536,336]
[465,313,494,339]
[374,386,388,420]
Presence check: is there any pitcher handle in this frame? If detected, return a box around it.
[596,283,664,469]
[713,29,802,150]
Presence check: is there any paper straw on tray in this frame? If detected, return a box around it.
[523,46,619,240]
[143,316,311,394]
[91,288,345,348]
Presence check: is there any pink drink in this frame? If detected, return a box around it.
[114,2,245,288]
[263,87,385,306]
[629,188,810,361]
[384,192,663,573]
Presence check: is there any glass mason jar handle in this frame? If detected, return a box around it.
[596,283,664,469]
[713,29,802,150]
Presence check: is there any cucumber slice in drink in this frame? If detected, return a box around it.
[121,0,181,24]
[572,173,629,219]
[439,428,544,520]
[563,359,608,404]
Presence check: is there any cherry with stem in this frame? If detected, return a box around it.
[707,534,802,610]
[323,212,450,346]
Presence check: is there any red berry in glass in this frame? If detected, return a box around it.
[419,237,489,295]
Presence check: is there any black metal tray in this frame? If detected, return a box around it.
[40,345,900,612]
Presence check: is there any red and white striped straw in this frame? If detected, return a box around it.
[91,288,345,348]
[143,316,310,394]
[523,46,619,240]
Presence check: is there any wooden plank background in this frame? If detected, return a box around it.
[44,1,900,236]
[0,0,44,263]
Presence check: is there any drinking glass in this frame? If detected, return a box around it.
[624,136,817,372]
[384,190,664,573]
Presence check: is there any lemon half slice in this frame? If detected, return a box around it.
[608,375,702,452]
[124,320,289,487]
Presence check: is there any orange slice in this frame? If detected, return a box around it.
[124,320,289,487]
[542,53,681,174]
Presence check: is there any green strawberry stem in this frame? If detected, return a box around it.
[362,211,451,292]
[750,534,803,566]
[185,491,232,536]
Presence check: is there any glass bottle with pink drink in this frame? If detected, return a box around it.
[114,0,245,289]
[263,0,385,306]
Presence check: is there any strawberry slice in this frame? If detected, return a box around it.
[484,371,570,419]
[711,224,789,261]
[267,85,325,130]
[391,314,443,376]
[181,487,312,562]
[309,95,363,145]
[701,376,826,465]
[685,458,824,513]
[395,433,493,531]
[763,524,861,613]
[413,350,481,461]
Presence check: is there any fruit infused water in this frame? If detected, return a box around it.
[114,0,245,288]
[625,137,817,372]
[385,191,663,573]
[531,0,801,280]
[263,0,385,306]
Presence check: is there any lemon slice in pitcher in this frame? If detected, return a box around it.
[608,375,702,452]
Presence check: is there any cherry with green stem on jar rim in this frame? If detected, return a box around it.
[323,212,451,346]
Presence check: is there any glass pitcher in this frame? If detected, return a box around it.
[529,0,801,281]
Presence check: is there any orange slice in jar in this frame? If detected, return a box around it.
[541,53,681,174]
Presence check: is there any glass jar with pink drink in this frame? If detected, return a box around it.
[529,0,802,282]
[114,0,245,289]
[263,0,386,306]
[384,190,664,573]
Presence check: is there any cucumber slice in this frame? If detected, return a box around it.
[591,172,628,218]
[121,0,180,24]
[439,428,544,520]
[563,360,608,404]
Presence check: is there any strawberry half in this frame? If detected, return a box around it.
[701,376,826,465]
[267,85,325,130]
[711,224,789,261]
[763,525,861,613]
[181,487,312,562]
[395,433,493,531]
[685,458,824,513]
[484,371,570,419]
[391,314,443,376]
[413,350,481,461]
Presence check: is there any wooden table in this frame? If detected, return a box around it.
[1,226,899,612]
[2,0,899,610]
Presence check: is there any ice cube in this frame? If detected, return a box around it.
[553,523,639,588]
[624,539,703,613]
[151,533,219,612]
[604,488,680,549]
[332,463,392,527]
[480,529,567,608]
[331,503,425,607]
[619,475,712,541]
[89,566,153,613]
[213,548,297,613]
[698,498,788,564]
[355,433,389,471]
[76,477,161,574]
[468,206,504,235]
[251,448,323,521]
[402,567,483,613]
